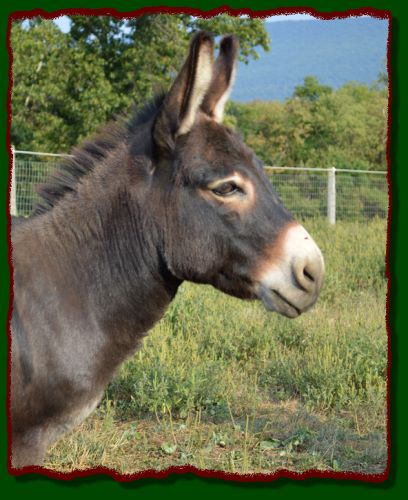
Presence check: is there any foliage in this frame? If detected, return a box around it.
[11,15,269,151]
[69,14,269,99]
[11,20,119,152]
[227,77,388,170]
[293,76,332,101]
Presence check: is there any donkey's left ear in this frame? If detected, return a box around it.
[153,31,214,153]
[201,35,239,123]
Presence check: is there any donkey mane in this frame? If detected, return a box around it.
[33,95,165,216]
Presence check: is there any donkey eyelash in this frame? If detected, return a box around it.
[211,181,243,197]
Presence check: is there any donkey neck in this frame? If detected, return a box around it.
[25,161,181,346]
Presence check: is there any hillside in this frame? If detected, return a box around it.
[231,17,389,102]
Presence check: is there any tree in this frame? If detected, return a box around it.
[374,58,388,91]
[11,20,119,152]
[11,15,270,152]
[293,76,332,102]
[228,79,387,171]
[68,14,270,109]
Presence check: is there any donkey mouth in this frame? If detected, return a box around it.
[257,285,302,319]
[253,223,325,318]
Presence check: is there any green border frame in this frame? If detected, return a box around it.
[1,0,405,497]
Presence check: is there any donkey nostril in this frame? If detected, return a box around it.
[293,257,322,294]
[303,267,315,282]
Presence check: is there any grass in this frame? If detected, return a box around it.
[44,218,388,475]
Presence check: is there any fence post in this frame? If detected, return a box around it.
[327,166,336,225]
[10,145,17,217]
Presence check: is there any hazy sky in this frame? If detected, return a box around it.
[265,14,316,22]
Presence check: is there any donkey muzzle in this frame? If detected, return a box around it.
[255,223,325,318]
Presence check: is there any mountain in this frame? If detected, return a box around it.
[231,17,389,102]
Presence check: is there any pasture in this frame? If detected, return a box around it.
[44,218,388,475]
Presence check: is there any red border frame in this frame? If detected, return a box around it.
[6,5,392,483]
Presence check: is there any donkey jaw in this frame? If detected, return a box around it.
[254,223,325,318]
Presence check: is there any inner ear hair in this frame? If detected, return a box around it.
[153,31,215,151]
[201,35,239,123]
[177,32,214,135]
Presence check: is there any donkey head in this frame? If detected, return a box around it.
[150,32,324,318]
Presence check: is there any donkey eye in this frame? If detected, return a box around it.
[211,182,241,197]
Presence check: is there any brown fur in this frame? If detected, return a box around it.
[10,32,306,468]
[252,221,300,280]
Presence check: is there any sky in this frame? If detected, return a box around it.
[54,16,70,33]
[265,14,316,22]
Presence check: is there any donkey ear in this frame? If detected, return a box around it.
[201,35,239,123]
[153,31,214,152]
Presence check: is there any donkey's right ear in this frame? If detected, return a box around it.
[153,31,214,154]
[201,35,239,123]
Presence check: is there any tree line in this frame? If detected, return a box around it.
[227,76,388,171]
[11,16,387,172]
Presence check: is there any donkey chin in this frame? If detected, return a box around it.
[254,222,325,318]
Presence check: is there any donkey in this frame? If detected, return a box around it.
[10,32,324,469]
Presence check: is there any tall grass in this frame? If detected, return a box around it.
[106,218,387,423]
[47,218,388,473]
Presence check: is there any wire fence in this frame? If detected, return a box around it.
[265,167,388,222]
[12,159,60,217]
[10,149,388,223]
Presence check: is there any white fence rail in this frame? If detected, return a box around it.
[10,149,388,223]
